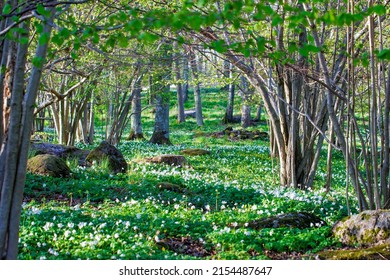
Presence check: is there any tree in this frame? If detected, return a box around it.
[149,40,173,145]
[0,3,56,259]
[188,47,204,126]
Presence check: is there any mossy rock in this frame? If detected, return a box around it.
[246,212,326,230]
[27,154,71,178]
[317,243,390,260]
[85,141,127,174]
[332,210,390,246]
[141,154,188,167]
[180,149,211,156]
[30,142,90,166]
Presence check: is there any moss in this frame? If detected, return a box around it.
[317,244,390,260]
[85,141,127,174]
[27,154,71,178]
[180,149,211,156]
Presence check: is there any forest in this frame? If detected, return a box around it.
[0,0,390,260]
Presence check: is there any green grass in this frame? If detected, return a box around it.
[20,88,355,260]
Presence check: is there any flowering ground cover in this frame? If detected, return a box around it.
[19,90,357,260]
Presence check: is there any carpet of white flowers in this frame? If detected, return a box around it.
[19,91,358,260]
[19,140,358,260]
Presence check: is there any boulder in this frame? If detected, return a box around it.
[184,109,196,118]
[30,142,90,166]
[27,154,71,178]
[85,141,127,174]
[244,212,326,230]
[332,210,390,246]
[317,243,390,260]
[142,154,188,167]
[180,148,211,156]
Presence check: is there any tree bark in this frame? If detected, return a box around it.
[174,42,185,123]
[223,62,235,124]
[189,50,204,126]
[0,5,55,259]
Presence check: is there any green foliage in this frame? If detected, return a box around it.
[20,90,353,260]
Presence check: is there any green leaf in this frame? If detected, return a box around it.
[117,34,129,48]
[36,4,51,17]
[34,22,44,34]
[187,15,203,31]
[209,40,227,53]
[373,4,386,16]
[59,28,71,38]
[271,15,283,26]
[377,49,390,60]
[256,36,266,53]
[51,34,64,46]
[138,32,159,43]
[19,36,29,45]
[2,4,12,15]
[38,32,50,45]
[299,44,321,57]
[32,56,44,68]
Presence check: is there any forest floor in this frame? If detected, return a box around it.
[20,89,364,260]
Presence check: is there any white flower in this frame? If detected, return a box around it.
[174,204,180,210]
[43,222,53,231]
[48,248,59,256]
[67,222,74,228]
[78,222,87,229]
[57,223,63,229]
[136,214,141,219]
[114,233,119,238]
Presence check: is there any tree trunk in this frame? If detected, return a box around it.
[239,76,252,128]
[149,93,171,145]
[182,54,189,102]
[223,62,235,124]
[150,40,173,144]
[128,81,144,140]
[0,6,55,259]
[174,42,185,123]
[189,50,204,126]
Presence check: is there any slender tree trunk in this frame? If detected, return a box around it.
[0,6,55,259]
[240,76,252,128]
[368,0,380,209]
[174,42,185,123]
[189,50,204,126]
[182,54,189,102]
[128,77,144,140]
[223,62,235,124]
